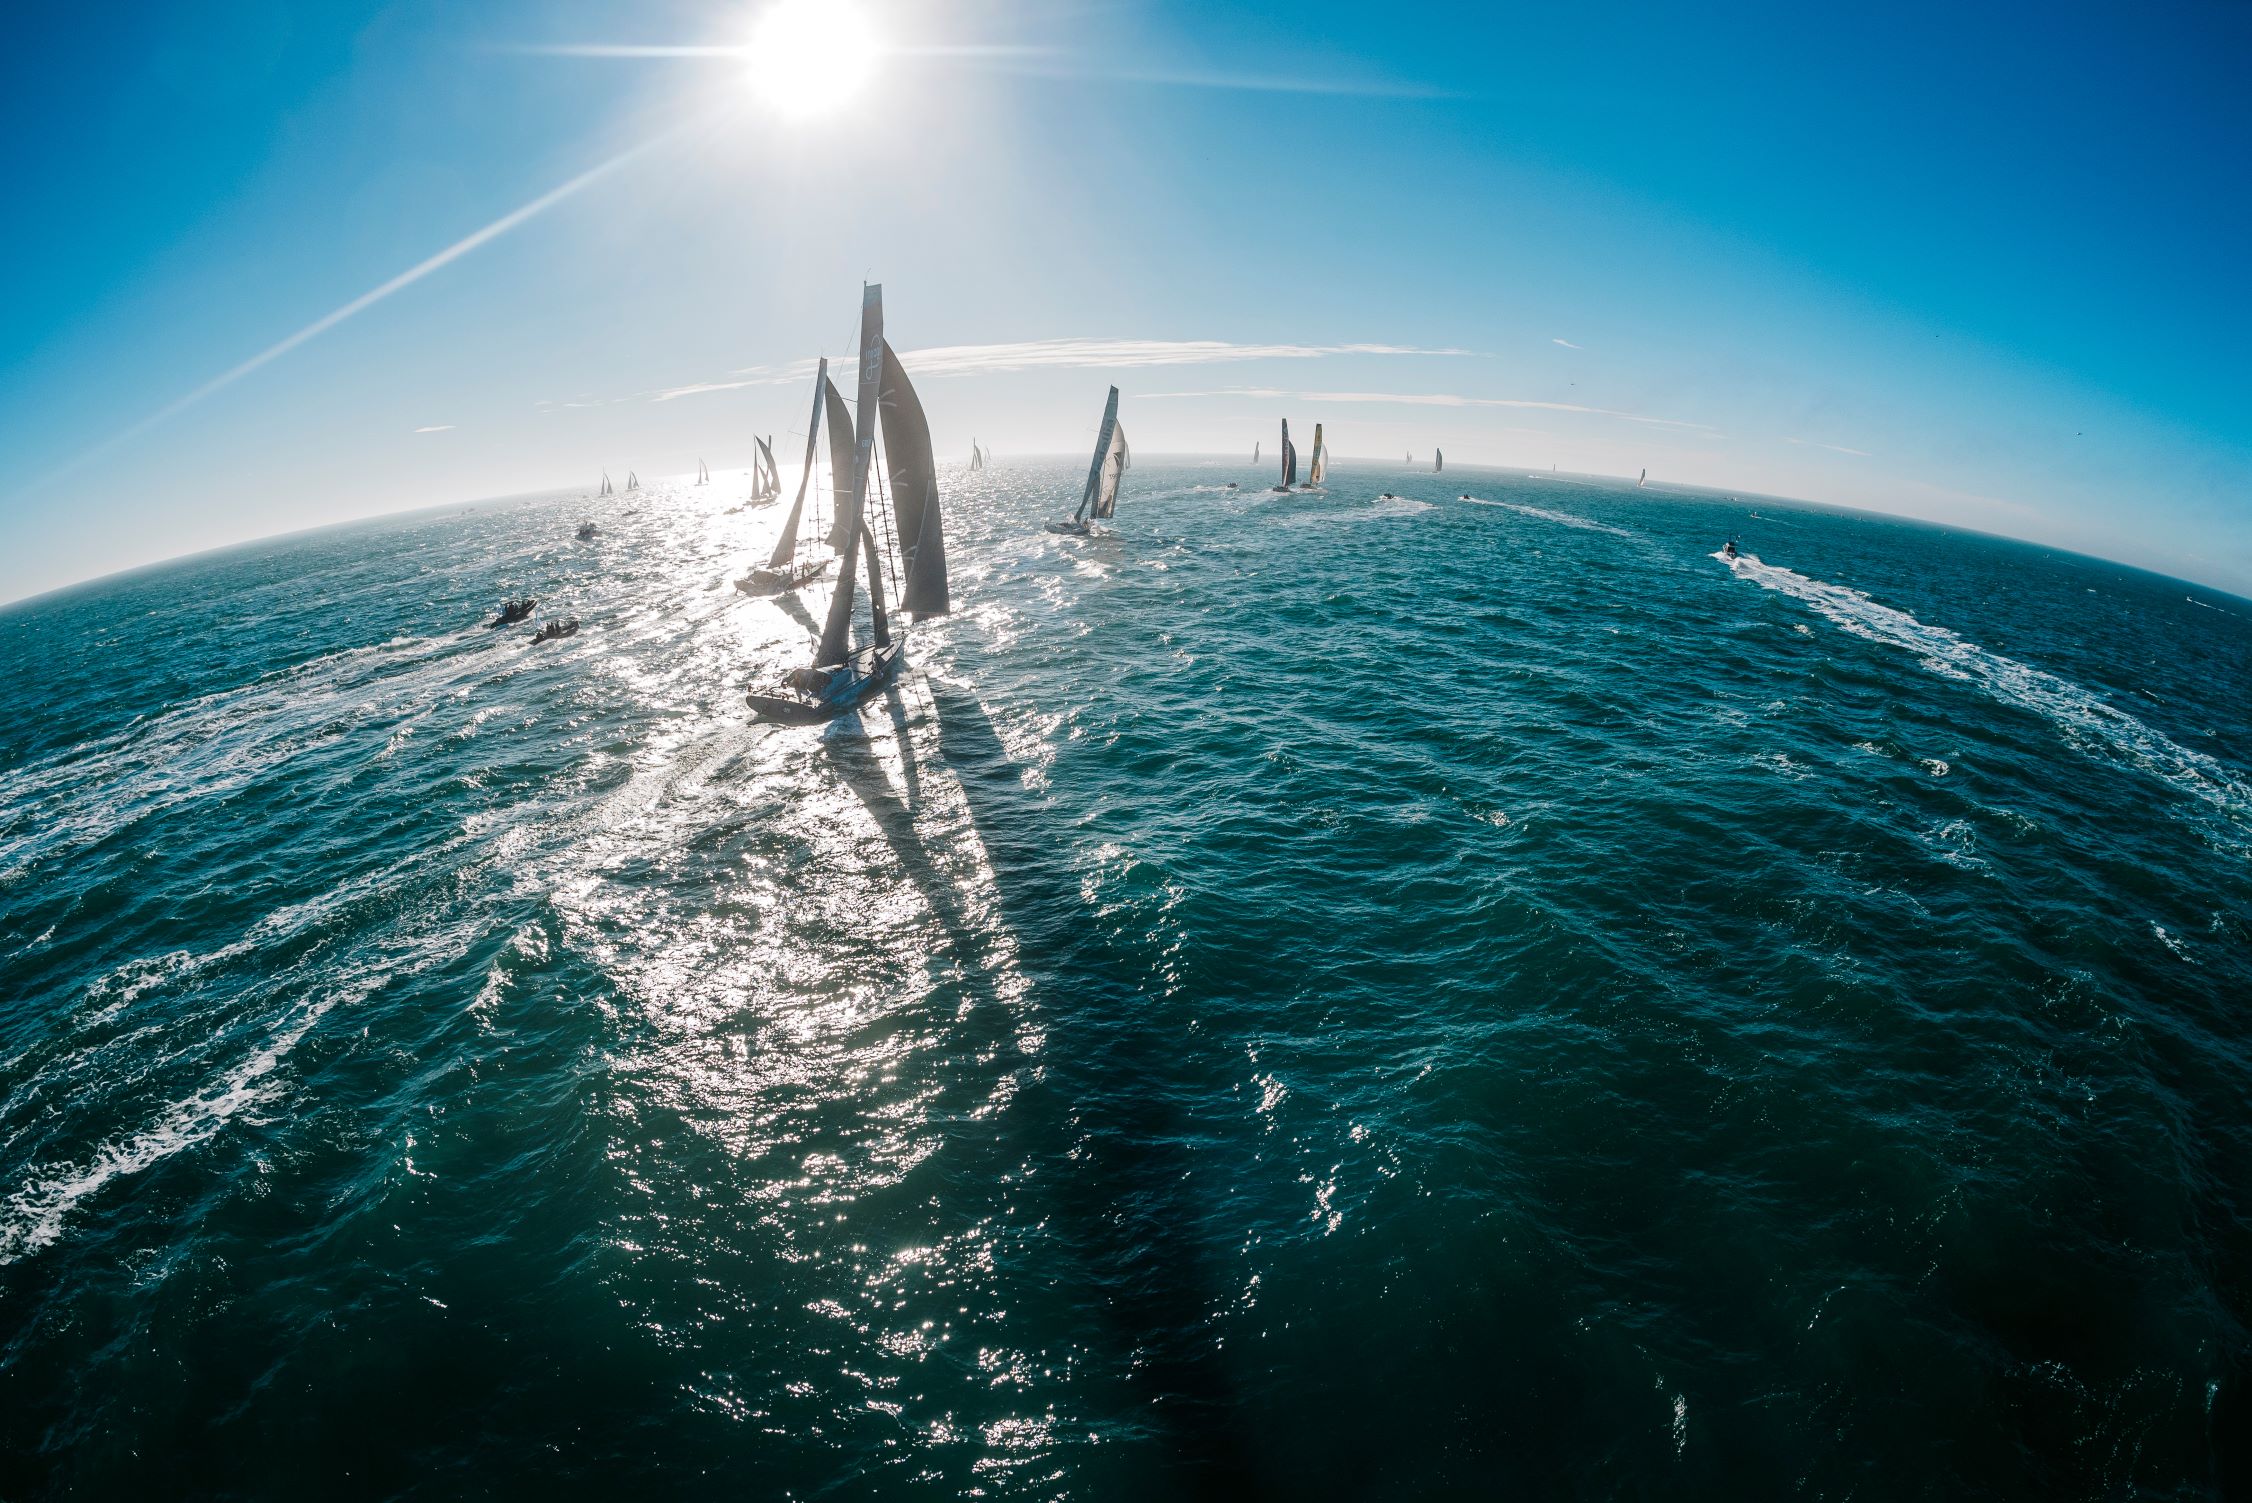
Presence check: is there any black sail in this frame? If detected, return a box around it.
[879,339,949,618]
[768,358,828,569]
[823,376,857,553]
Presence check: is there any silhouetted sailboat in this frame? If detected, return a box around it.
[738,360,848,597]
[748,284,948,724]
[1637,468,1648,488]
[969,440,985,472]
[1270,420,1298,492]
[1299,423,1327,489]
[1048,386,1128,535]
[1433,449,1443,474]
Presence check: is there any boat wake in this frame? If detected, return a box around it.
[1459,496,1632,536]
[1719,552,2252,832]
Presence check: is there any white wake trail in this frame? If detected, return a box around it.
[1719,552,2252,830]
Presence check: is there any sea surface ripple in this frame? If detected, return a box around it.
[2,463,2249,1499]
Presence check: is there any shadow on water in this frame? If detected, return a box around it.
[823,677,1265,1498]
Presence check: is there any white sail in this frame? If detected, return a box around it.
[1305,423,1327,487]
[1074,387,1129,524]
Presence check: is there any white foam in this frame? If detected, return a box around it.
[0,998,333,1264]
[1458,496,1632,536]
[1720,552,2252,831]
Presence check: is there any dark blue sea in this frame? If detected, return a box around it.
[3,462,2249,1498]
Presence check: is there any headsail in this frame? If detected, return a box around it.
[769,359,829,569]
[1076,386,1129,524]
[817,287,889,667]
[880,339,949,618]
[1306,423,1327,487]
[823,376,856,551]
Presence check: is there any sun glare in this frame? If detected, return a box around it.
[746,0,877,119]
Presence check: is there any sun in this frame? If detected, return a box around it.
[745,0,878,120]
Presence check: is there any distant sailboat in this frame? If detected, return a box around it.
[748,284,948,723]
[625,471,640,492]
[1270,420,1298,492]
[599,471,614,497]
[1433,449,1443,474]
[738,360,847,597]
[696,459,711,486]
[1299,423,1327,489]
[1254,441,1261,465]
[969,440,985,472]
[1048,386,1129,535]
[1637,468,1648,488]
[748,437,784,503]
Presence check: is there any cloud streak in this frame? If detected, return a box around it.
[1141,387,1716,432]
[1783,437,1872,457]
[1552,338,1582,349]
[413,424,455,433]
[647,339,1471,402]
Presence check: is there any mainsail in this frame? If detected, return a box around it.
[1075,386,1129,524]
[768,359,831,569]
[1279,420,1298,488]
[1305,423,1327,487]
[880,339,949,618]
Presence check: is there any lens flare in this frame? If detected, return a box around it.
[746,0,877,119]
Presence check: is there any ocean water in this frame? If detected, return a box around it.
[2,462,2249,1499]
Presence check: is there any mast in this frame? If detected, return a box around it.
[1075,386,1125,524]
[817,286,887,667]
[768,359,828,569]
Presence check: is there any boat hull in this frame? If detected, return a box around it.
[734,558,834,596]
[747,640,904,724]
[1044,520,1093,536]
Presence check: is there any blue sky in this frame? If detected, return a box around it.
[3,0,2248,601]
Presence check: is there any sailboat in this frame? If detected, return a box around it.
[1298,423,1327,489]
[598,471,614,497]
[1254,441,1261,464]
[1434,449,1444,474]
[1637,468,1648,488]
[747,437,784,503]
[696,459,711,486]
[969,441,985,472]
[625,471,640,492]
[1048,386,1129,535]
[1269,420,1298,492]
[738,360,851,596]
[747,284,949,724]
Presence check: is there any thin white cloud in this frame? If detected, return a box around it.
[1552,338,1582,349]
[1141,387,1716,433]
[1783,437,1872,457]
[413,424,455,433]
[647,339,1471,402]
